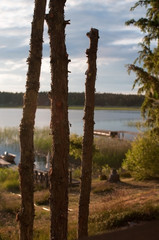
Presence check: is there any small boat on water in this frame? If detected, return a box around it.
[0,151,16,165]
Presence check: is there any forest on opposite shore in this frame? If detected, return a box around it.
[0,92,144,107]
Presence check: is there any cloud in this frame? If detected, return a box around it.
[111,37,143,46]
[0,0,145,93]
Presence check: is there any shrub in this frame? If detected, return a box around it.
[72,167,81,179]
[123,131,159,180]
[2,179,19,192]
[0,169,19,192]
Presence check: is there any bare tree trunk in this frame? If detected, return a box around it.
[45,1,70,239]
[78,28,99,239]
[18,0,47,239]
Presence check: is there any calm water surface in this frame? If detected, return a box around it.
[0,108,142,169]
[0,108,142,135]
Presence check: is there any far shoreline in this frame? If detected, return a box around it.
[0,106,141,111]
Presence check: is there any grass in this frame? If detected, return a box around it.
[94,137,131,170]
[68,106,141,111]
[0,127,19,145]
[0,178,159,239]
[34,127,52,155]
[0,127,157,239]
[0,168,20,192]
[0,127,131,173]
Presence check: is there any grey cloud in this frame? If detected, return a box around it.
[0,0,144,93]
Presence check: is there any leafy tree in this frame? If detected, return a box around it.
[123,131,159,180]
[126,0,159,130]
[69,134,83,160]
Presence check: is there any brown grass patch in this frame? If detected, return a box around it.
[0,178,159,239]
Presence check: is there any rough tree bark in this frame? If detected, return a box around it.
[78,28,99,239]
[45,0,70,239]
[18,0,47,239]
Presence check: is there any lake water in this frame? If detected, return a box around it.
[0,108,142,135]
[0,108,142,169]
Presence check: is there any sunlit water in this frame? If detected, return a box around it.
[0,108,142,134]
[0,108,142,169]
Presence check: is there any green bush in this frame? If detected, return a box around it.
[2,179,19,192]
[0,169,19,192]
[123,131,159,180]
[72,167,81,179]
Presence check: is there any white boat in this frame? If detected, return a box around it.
[0,151,16,164]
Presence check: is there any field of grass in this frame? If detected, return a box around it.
[0,126,157,239]
[0,176,159,240]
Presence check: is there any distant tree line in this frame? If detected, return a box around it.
[0,91,144,107]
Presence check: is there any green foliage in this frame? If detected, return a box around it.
[127,120,145,128]
[123,131,159,179]
[69,135,130,174]
[0,91,144,107]
[72,167,81,179]
[126,0,159,129]
[0,168,19,192]
[33,229,49,240]
[34,127,52,155]
[69,134,83,159]
[93,137,131,171]
[2,179,19,192]
[0,127,19,144]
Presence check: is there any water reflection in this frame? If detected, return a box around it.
[0,108,142,170]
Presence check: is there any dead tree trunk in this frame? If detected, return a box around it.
[78,28,99,239]
[18,0,46,239]
[45,1,70,239]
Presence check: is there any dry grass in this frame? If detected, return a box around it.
[1,178,159,239]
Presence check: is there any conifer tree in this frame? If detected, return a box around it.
[126,0,159,129]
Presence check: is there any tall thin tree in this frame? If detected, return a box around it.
[45,0,70,239]
[78,28,99,239]
[18,0,47,239]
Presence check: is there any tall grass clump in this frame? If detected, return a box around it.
[0,168,19,192]
[34,127,52,155]
[127,120,145,128]
[93,137,131,173]
[89,203,159,235]
[0,127,19,145]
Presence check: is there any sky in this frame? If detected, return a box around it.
[0,0,145,93]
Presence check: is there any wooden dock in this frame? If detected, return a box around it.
[34,169,80,188]
[0,158,12,167]
[94,129,139,139]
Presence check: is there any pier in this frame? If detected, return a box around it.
[34,169,80,188]
[94,129,139,139]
